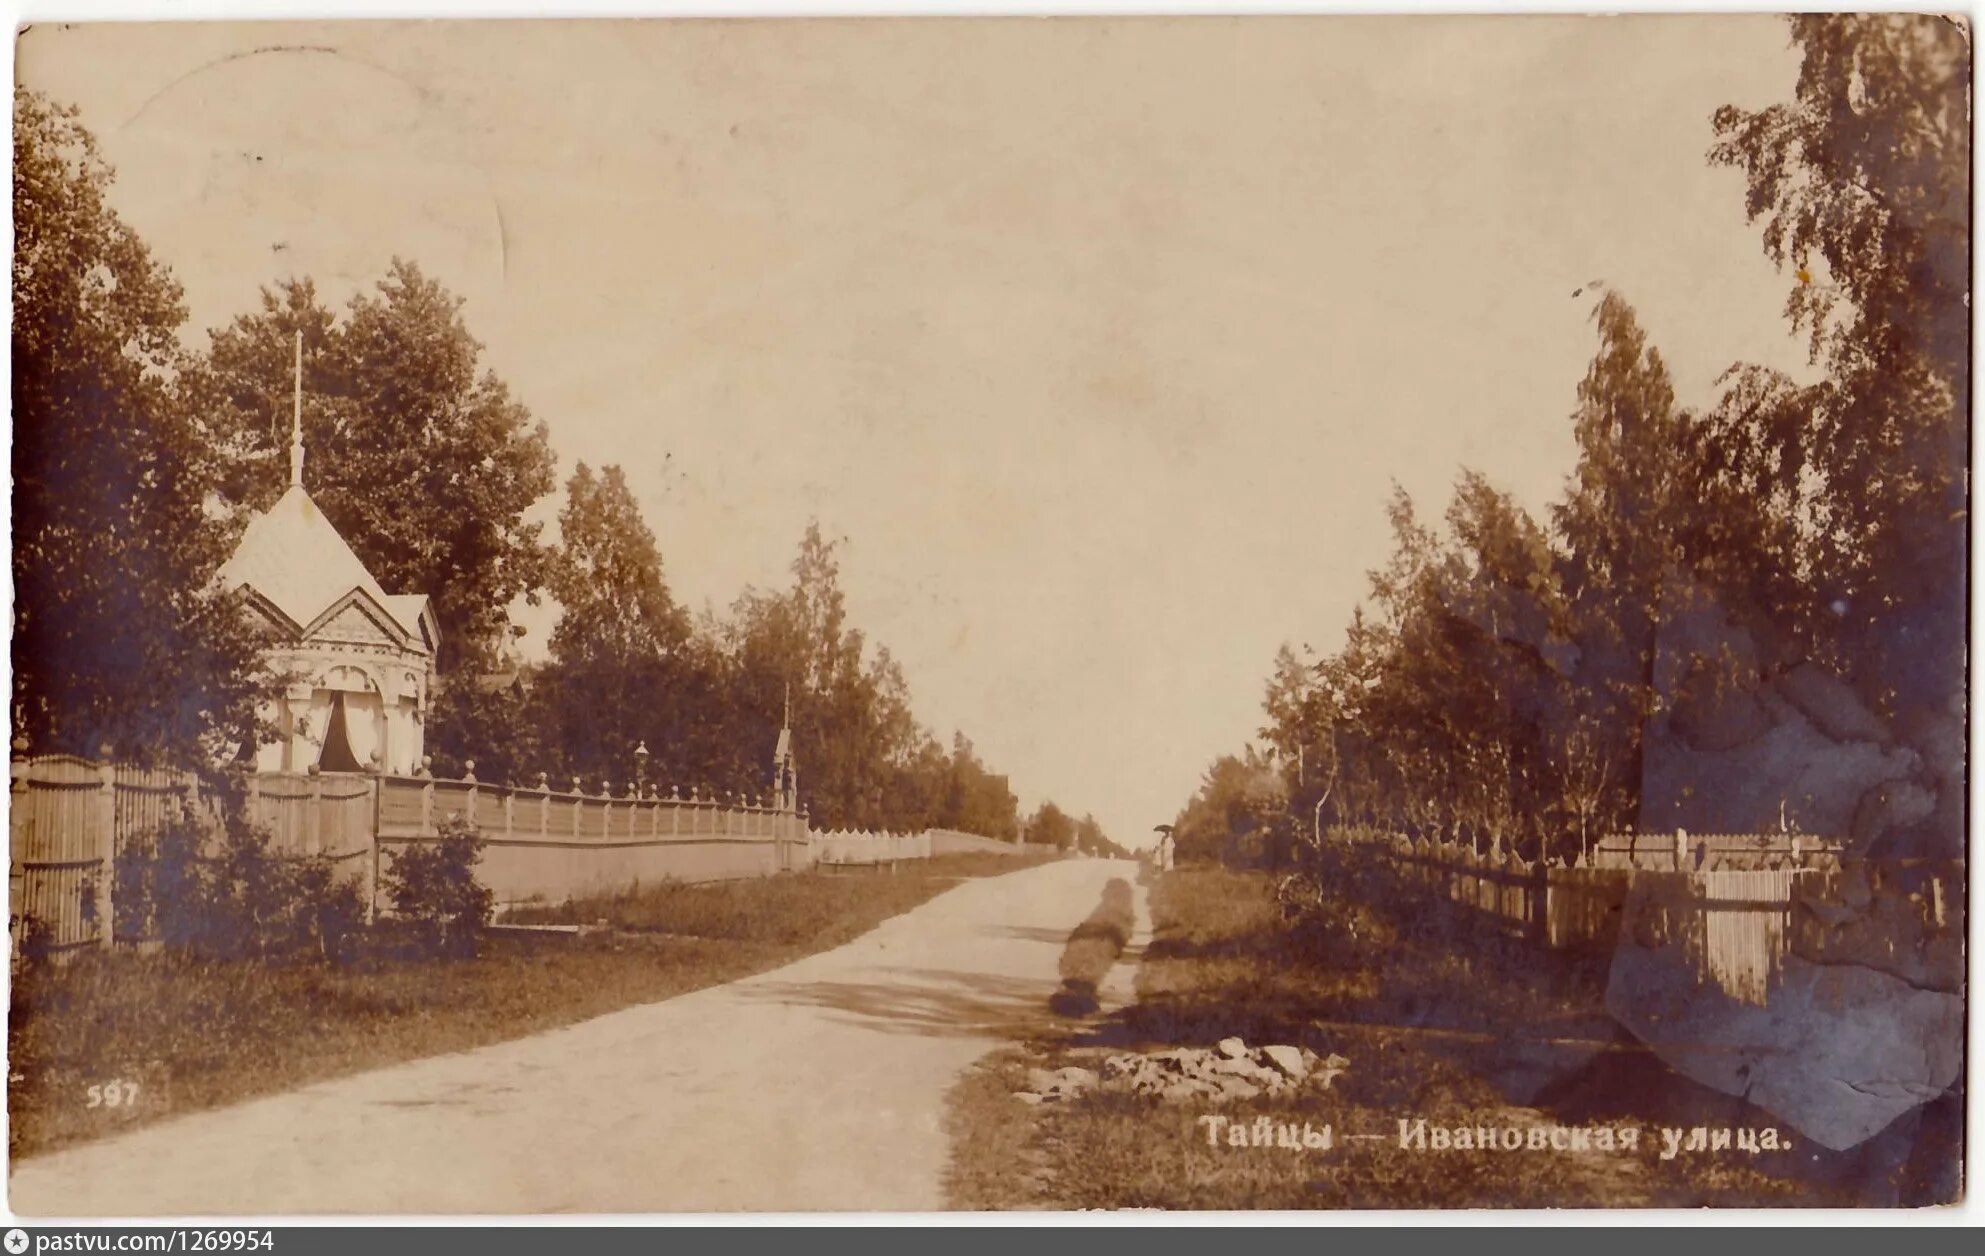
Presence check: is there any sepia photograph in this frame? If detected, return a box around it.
[3,5,1972,1224]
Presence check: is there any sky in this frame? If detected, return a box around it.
[17,15,1820,848]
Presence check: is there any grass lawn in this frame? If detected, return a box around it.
[947,861,1900,1210]
[9,851,1052,1161]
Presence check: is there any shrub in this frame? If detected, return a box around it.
[1274,825,1403,958]
[381,815,492,958]
[115,810,364,962]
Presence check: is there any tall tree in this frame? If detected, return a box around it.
[11,89,268,761]
[546,464,690,668]
[1551,292,1691,832]
[527,463,704,788]
[194,261,559,672]
[1710,13,1968,853]
[726,523,937,828]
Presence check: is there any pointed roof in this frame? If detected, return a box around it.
[218,484,426,645]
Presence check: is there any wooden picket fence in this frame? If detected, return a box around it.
[808,829,932,867]
[927,828,1033,857]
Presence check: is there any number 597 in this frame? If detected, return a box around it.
[86,1080,140,1108]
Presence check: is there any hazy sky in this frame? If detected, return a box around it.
[18,15,1818,845]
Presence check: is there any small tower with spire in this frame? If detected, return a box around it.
[289,330,306,490]
[214,329,439,775]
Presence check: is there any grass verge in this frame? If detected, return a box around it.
[9,851,1053,1161]
[947,861,1898,1209]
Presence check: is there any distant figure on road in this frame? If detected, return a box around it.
[1152,824,1176,872]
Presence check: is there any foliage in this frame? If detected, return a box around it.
[1193,15,1968,867]
[1707,12,1968,855]
[191,263,559,672]
[114,809,364,962]
[433,497,1047,836]
[939,734,1024,841]
[425,668,544,785]
[380,816,494,958]
[1709,17,1968,687]
[1171,750,1289,866]
[10,89,271,763]
[525,463,730,791]
[1025,800,1077,851]
[723,523,938,828]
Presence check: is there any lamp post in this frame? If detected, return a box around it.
[633,740,650,795]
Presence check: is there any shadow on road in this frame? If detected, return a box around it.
[1048,878,1135,1018]
[736,968,1062,1039]
[737,878,1140,1036]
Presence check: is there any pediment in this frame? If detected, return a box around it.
[302,588,422,653]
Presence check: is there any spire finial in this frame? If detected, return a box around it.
[783,681,791,729]
[290,329,304,489]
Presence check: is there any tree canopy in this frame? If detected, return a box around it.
[11,88,268,763]
[192,262,559,672]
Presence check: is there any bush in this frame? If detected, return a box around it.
[1272,824,1406,958]
[381,816,492,958]
[115,811,365,962]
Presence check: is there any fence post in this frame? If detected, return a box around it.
[504,791,515,841]
[307,770,324,856]
[420,778,434,837]
[95,757,116,948]
[1531,859,1547,941]
[366,777,381,925]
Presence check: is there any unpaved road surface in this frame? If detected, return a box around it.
[11,858,1145,1216]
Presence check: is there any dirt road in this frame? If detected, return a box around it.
[11,857,1145,1216]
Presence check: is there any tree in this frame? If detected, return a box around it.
[1074,813,1108,855]
[724,523,952,829]
[1550,292,1691,834]
[194,261,559,672]
[939,733,1022,840]
[1554,717,1616,865]
[1171,750,1287,866]
[1710,13,1968,854]
[526,462,762,793]
[1709,18,1968,667]
[10,89,269,762]
[1026,801,1077,852]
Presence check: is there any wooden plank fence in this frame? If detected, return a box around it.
[1367,831,1953,1007]
[8,757,807,951]
[8,756,1028,954]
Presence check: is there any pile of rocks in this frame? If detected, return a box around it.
[1013,1037,1348,1106]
